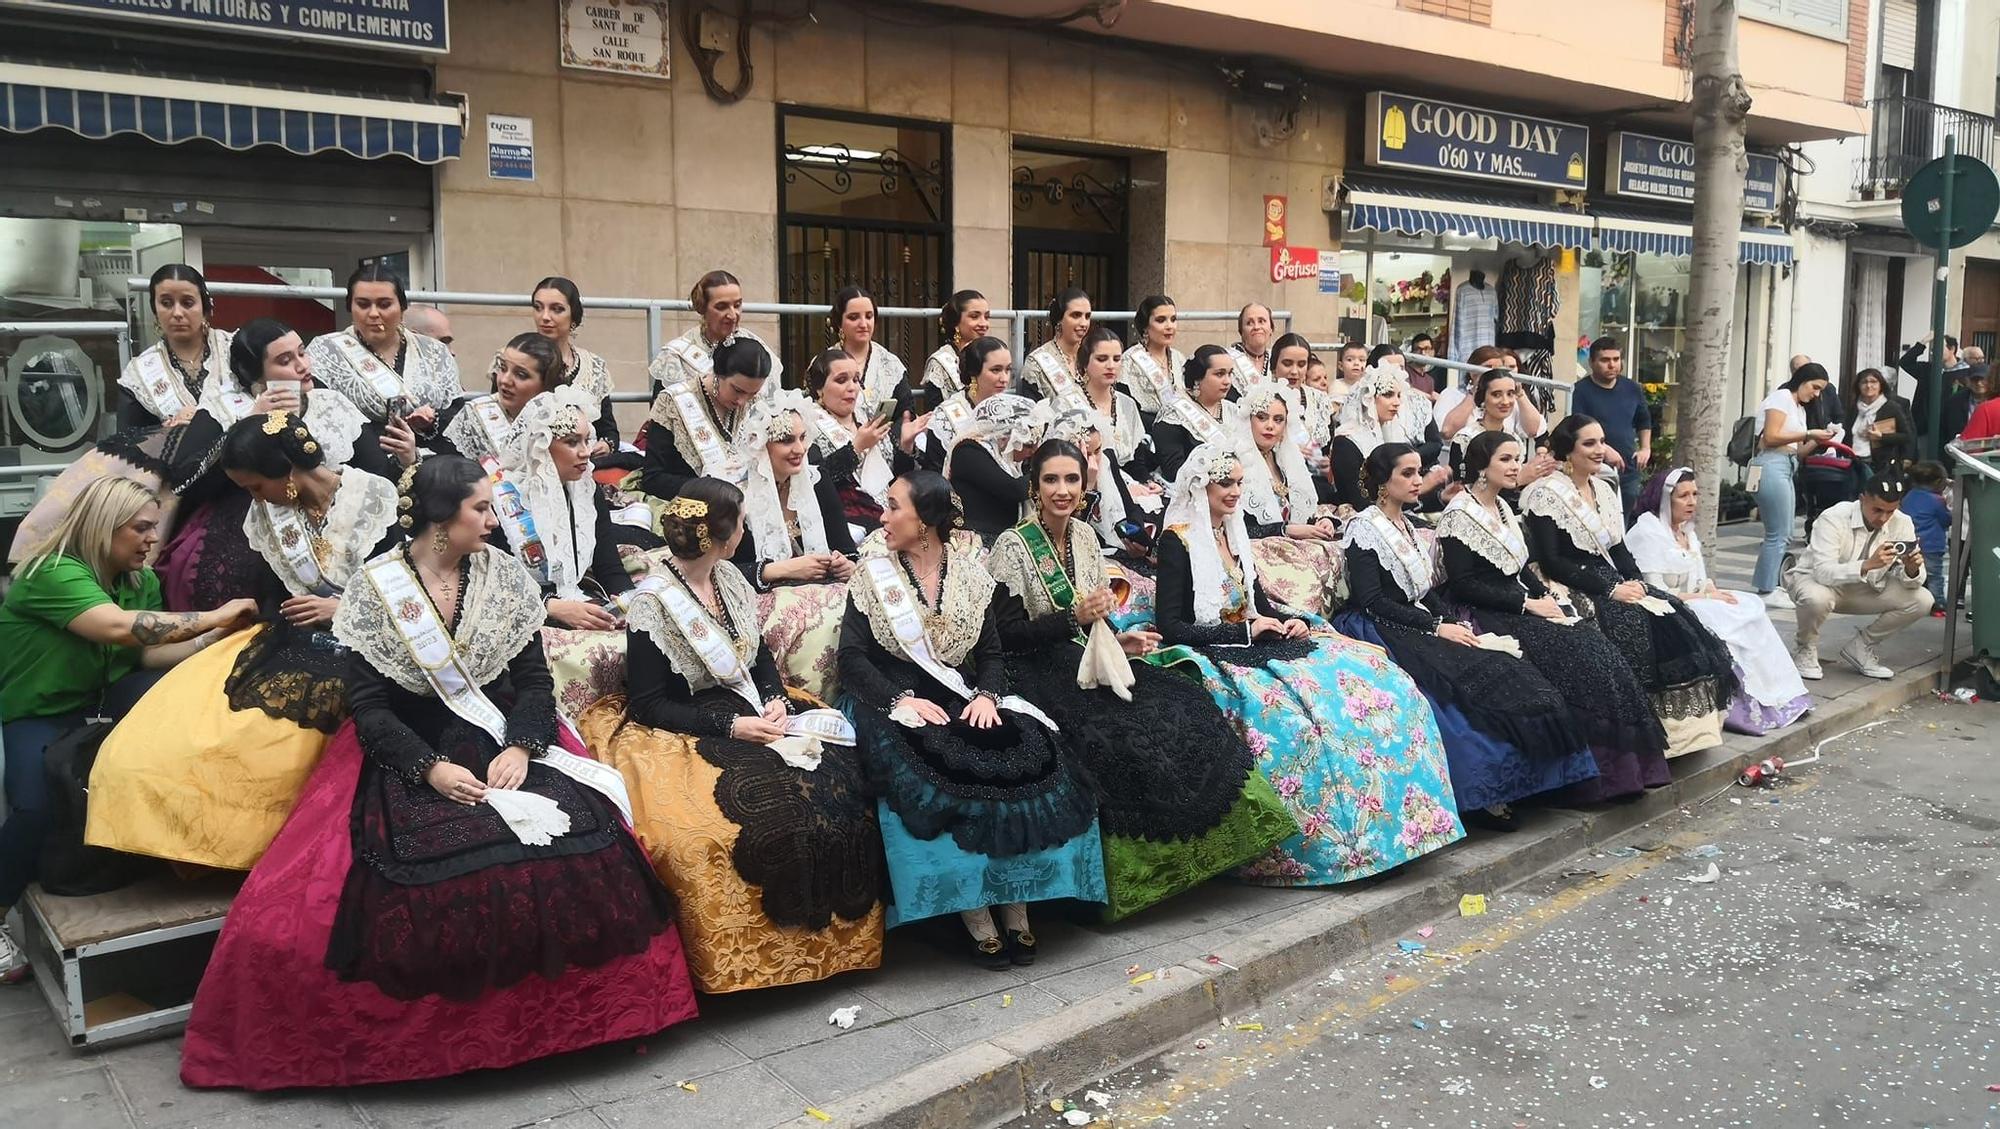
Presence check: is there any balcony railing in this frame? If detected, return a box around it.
[1853,95,1997,200]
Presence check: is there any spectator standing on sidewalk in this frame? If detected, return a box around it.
[1900,460,1952,614]
[1569,338,1650,516]
[1784,472,1933,680]
[1898,333,1968,443]
[1750,364,1835,607]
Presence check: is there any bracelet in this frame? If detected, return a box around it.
[972,689,1001,706]
[889,689,916,706]
[762,692,792,714]
[754,561,768,589]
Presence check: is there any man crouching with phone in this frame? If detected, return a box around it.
[1784,472,1934,680]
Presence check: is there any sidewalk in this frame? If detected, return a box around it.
[0,524,1968,1129]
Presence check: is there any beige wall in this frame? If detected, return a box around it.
[434,0,1354,403]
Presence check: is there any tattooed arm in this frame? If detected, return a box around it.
[68,597,258,651]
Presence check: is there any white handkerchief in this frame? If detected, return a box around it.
[484,788,571,846]
[1472,632,1523,658]
[889,701,927,728]
[770,734,824,771]
[1636,595,1674,617]
[1077,618,1136,701]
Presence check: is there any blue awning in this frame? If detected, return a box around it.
[1594,211,1795,266]
[0,61,462,164]
[1345,180,1594,249]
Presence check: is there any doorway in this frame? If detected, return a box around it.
[1010,146,1130,316]
[1963,258,1999,358]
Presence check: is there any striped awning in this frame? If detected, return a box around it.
[1594,210,1796,266]
[1345,180,1594,249]
[0,61,463,164]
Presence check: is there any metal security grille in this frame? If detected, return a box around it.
[1011,147,1130,317]
[780,224,947,376]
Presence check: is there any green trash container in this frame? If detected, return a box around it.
[1956,447,2000,659]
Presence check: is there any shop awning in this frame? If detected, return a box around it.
[1593,210,1796,266]
[0,61,463,164]
[1345,180,1594,250]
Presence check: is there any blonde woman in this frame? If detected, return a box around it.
[0,477,256,977]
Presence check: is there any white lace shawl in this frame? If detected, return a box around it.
[624,562,761,690]
[242,469,399,597]
[568,346,614,414]
[850,529,996,667]
[500,385,600,600]
[297,387,366,469]
[1119,344,1183,415]
[1024,339,1078,399]
[646,375,747,481]
[740,391,832,563]
[987,518,1112,621]
[1079,387,1150,462]
[1341,505,1436,602]
[1163,441,1259,625]
[442,395,509,463]
[806,399,892,505]
[1333,365,1419,459]
[1451,419,1536,466]
[923,344,963,396]
[332,546,545,694]
[646,325,781,401]
[1435,489,1530,576]
[306,327,462,419]
[856,342,906,418]
[1231,384,1319,525]
[1520,472,1625,558]
[118,330,235,420]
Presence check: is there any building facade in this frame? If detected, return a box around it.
[0,0,1866,485]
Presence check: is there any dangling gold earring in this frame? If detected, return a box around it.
[284,479,300,502]
[432,527,448,553]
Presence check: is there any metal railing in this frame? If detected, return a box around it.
[1853,95,1998,200]
[0,319,132,480]
[1304,348,1575,404]
[1939,440,2000,690]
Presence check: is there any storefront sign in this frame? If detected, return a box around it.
[1262,195,1288,247]
[560,0,671,79]
[487,115,534,181]
[0,0,449,54]
[1606,132,1783,212]
[1270,246,1319,284]
[1365,92,1588,190]
[1317,260,1342,294]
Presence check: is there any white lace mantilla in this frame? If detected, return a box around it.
[851,530,994,667]
[332,546,545,694]
[1342,506,1436,602]
[503,385,601,600]
[625,563,760,691]
[1520,473,1624,558]
[1435,490,1530,576]
[118,330,235,421]
[243,469,399,597]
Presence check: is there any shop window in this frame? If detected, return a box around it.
[1593,250,1692,454]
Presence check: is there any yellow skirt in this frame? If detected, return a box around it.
[579,694,884,993]
[86,626,329,871]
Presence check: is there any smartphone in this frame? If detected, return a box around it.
[1114,519,1155,549]
[870,399,897,427]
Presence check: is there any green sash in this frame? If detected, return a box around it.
[1014,520,1195,669]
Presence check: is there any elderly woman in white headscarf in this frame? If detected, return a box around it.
[1329,366,1450,512]
[1150,439,1461,886]
[1227,382,1348,615]
[1625,466,1811,735]
[732,390,859,699]
[946,393,1075,544]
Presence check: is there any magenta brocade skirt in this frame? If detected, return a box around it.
[179,722,699,1090]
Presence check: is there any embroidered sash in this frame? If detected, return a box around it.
[1442,492,1529,574]
[363,555,510,744]
[130,348,194,419]
[1164,395,1224,444]
[1127,348,1169,400]
[1016,521,1192,669]
[257,501,335,597]
[860,555,1059,731]
[479,456,550,585]
[467,394,513,455]
[330,332,408,403]
[1231,351,1265,391]
[1552,476,1620,562]
[666,381,743,484]
[1355,507,1435,602]
[665,335,714,379]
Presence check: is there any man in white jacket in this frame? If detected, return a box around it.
[1784,473,1934,680]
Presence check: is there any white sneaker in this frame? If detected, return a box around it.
[1839,637,1893,679]
[1763,589,1796,610]
[1792,642,1823,680]
[0,924,29,986]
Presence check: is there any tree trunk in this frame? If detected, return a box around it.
[1684,0,1753,559]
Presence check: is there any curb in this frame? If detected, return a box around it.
[781,662,1943,1129]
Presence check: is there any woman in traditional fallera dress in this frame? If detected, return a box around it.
[1520,416,1738,759]
[1447,368,1552,496]
[118,264,233,430]
[1150,345,1234,485]
[88,412,403,871]
[1626,467,1812,735]
[1332,442,1596,830]
[433,332,572,464]
[1070,324,1165,545]
[829,286,910,420]
[578,477,884,992]
[1120,295,1185,420]
[920,335,1015,472]
[530,275,620,449]
[1329,367,1449,513]
[837,471,1105,967]
[1021,288,1093,401]
[180,456,695,1090]
[1435,431,1670,803]
[924,290,991,398]
[989,440,1296,920]
[305,263,461,427]
[1152,441,1462,885]
[1231,382,1345,616]
[805,346,898,534]
[648,268,782,399]
[945,393,1048,545]
[639,336,770,499]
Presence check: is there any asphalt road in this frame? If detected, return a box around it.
[1020,698,2000,1129]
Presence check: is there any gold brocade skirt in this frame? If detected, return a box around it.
[578,694,885,994]
[86,626,329,870]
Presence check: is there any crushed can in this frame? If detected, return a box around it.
[1737,756,1786,788]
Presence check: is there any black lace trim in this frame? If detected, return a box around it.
[222,621,352,733]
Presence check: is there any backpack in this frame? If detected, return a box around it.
[1726,415,1758,467]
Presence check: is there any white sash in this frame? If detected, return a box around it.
[468,395,513,453]
[203,386,257,427]
[1445,492,1529,573]
[131,348,194,419]
[1231,351,1264,391]
[1357,507,1435,601]
[1165,395,1224,444]
[479,456,550,585]
[257,500,334,596]
[330,332,408,403]
[667,381,744,484]
[1128,348,1171,401]
[1553,476,1620,561]
[364,555,512,744]
[860,556,1059,731]
[814,404,893,503]
[928,394,977,451]
[666,336,714,379]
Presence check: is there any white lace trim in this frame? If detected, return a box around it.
[302,387,365,469]
[1341,506,1436,602]
[1520,473,1624,557]
[988,519,1110,620]
[307,327,462,418]
[242,469,399,597]
[923,344,963,396]
[851,530,994,667]
[332,546,545,694]
[1435,490,1530,576]
[625,562,760,690]
[502,385,601,600]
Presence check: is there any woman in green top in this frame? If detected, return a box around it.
[0,476,255,978]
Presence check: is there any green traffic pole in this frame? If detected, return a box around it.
[1926,136,1957,460]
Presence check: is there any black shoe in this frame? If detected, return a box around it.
[1462,806,1519,833]
[973,936,1010,970]
[1007,930,1037,966]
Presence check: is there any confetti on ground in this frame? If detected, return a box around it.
[1679,863,1723,884]
[1417,925,1435,938]
[805,1109,832,1123]
[1235,1022,1265,1031]
[1459,894,1488,916]
[1412,1019,1427,1029]
[675,1081,697,1093]
[827,1005,860,1029]
[1124,964,1143,975]
[1129,972,1155,985]
[1085,1090,1113,1107]
[1397,940,1426,954]
[1001,994,1013,1008]
[1589,1076,1608,1090]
